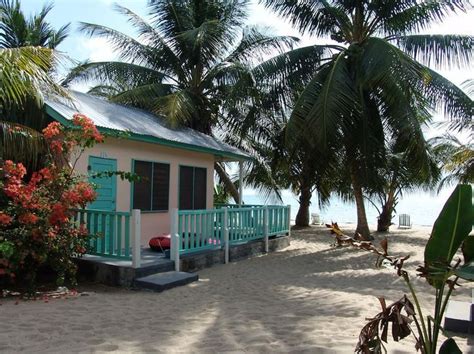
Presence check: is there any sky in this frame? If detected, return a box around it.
[18,0,473,89]
[16,0,474,213]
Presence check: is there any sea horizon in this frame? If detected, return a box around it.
[243,185,457,227]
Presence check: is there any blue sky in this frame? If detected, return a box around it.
[18,0,474,88]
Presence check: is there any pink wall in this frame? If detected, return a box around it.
[74,137,215,245]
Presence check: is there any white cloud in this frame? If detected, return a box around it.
[78,37,118,63]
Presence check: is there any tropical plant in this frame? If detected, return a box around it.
[0,0,69,168]
[430,133,473,190]
[62,0,301,202]
[262,0,474,240]
[367,139,441,232]
[0,115,103,291]
[0,0,70,49]
[327,184,473,353]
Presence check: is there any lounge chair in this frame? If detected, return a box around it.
[398,214,412,229]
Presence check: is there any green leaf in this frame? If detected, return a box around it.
[439,338,462,354]
[0,241,15,258]
[424,184,473,267]
[462,236,474,263]
[454,261,474,281]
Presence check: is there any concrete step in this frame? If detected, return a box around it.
[134,271,198,292]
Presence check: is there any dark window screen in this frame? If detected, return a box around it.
[152,163,170,211]
[193,167,207,209]
[133,161,170,211]
[179,166,207,210]
[179,166,194,210]
[133,161,152,210]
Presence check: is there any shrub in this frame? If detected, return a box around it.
[0,114,104,291]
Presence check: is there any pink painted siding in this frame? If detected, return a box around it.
[74,137,215,245]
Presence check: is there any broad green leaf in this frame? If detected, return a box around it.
[462,236,474,263]
[424,184,473,267]
[454,261,474,281]
[439,338,462,354]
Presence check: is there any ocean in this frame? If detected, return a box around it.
[243,186,457,227]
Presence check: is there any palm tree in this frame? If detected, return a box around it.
[0,0,69,49]
[262,0,473,239]
[0,0,69,166]
[367,139,440,232]
[63,0,300,202]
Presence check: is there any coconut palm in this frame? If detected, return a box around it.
[0,0,69,49]
[62,0,305,202]
[0,0,69,166]
[262,0,474,239]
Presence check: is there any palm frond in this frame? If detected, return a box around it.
[0,120,47,166]
[394,34,474,69]
[0,46,66,108]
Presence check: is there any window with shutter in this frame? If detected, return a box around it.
[132,160,170,211]
[179,166,207,210]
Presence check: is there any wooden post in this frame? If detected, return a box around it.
[170,208,178,261]
[238,160,243,206]
[264,206,269,253]
[287,204,292,237]
[131,209,141,268]
[223,207,229,264]
[173,233,180,271]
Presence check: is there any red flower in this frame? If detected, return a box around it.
[49,203,69,226]
[18,213,39,225]
[42,122,62,139]
[0,212,12,226]
[49,140,63,154]
[2,160,26,179]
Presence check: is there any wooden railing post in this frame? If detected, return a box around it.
[170,208,178,261]
[264,206,269,253]
[131,209,141,268]
[173,233,180,271]
[223,207,229,264]
[287,204,292,237]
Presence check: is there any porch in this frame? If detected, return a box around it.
[73,204,291,283]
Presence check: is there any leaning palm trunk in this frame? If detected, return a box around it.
[377,188,397,232]
[214,162,240,204]
[351,164,372,240]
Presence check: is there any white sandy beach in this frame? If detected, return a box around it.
[1,225,473,353]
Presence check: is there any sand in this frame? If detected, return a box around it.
[1,225,473,353]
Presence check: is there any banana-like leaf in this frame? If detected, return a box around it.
[424,184,473,268]
[454,261,474,281]
[439,338,462,354]
[462,236,474,263]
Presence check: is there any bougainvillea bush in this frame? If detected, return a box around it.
[0,114,103,291]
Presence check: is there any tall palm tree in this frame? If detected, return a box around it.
[262,0,473,239]
[0,0,69,49]
[63,0,300,202]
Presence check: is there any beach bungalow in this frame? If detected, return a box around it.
[44,92,290,272]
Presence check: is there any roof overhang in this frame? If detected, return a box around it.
[45,104,252,162]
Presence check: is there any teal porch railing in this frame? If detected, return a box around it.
[171,205,291,270]
[72,209,133,260]
[176,208,225,253]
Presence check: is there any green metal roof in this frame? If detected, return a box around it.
[45,91,251,161]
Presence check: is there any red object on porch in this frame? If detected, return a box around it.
[149,234,171,251]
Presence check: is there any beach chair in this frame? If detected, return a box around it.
[398,214,412,229]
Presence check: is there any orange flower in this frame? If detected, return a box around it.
[42,122,62,139]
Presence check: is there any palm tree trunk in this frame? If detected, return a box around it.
[295,186,312,227]
[351,164,372,240]
[377,190,396,232]
[214,162,240,204]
